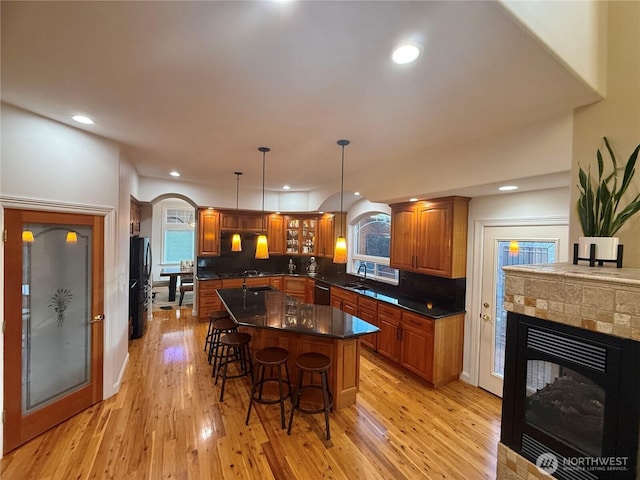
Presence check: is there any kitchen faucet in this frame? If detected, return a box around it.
[357,263,367,281]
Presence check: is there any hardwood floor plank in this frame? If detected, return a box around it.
[1,306,501,480]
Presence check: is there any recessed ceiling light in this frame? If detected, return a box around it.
[409,197,418,202]
[354,192,361,196]
[170,171,181,177]
[72,115,94,125]
[283,185,291,190]
[499,185,518,191]
[392,42,422,65]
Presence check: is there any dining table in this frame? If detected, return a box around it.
[159,266,194,302]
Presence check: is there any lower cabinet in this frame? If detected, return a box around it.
[357,295,378,350]
[331,289,464,388]
[377,304,402,363]
[400,311,434,382]
[197,280,223,320]
[283,276,307,302]
[330,287,358,316]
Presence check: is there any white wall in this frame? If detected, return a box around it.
[0,104,131,456]
[571,1,640,268]
[462,187,570,386]
[500,0,607,95]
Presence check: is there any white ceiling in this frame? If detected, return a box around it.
[1,1,599,206]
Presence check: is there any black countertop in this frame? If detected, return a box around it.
[217,287,380,339]
[199,270,465,319]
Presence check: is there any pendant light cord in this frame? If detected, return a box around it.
[234,171,242,210]
[258,147,270,231]
[337,140,350,237]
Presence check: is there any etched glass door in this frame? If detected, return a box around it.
[22,223,93,413]
[4,209,104,453]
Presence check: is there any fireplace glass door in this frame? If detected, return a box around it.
[525,360,604,457]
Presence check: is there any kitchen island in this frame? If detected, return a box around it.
[217,287,379,409]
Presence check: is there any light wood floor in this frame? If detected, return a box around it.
[1,306,502,479]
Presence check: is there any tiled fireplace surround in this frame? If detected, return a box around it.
[497,263,640,480]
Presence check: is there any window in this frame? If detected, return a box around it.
[350,213,398,284]
[163,207,195,264]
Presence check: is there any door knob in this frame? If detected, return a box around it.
[91,314,105,323]
[481,314,492,323]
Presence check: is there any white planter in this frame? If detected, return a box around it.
[578,236,620,261]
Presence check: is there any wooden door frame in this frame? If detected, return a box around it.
[3,209,104,453]
[466,216,569,388]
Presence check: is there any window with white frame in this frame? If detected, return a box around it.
[163,207,195,264]
[350,213,398,284]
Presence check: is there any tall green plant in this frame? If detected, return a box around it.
[577,137,640,237]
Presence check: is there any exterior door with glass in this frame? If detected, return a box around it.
[478,224,568,397]
[3,209,104,453]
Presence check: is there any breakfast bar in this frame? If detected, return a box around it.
[217,287,379,409]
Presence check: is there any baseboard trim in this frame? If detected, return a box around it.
[112,352,129,395]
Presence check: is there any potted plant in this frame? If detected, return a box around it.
[577,137,640,260]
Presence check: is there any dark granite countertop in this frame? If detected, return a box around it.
[217,287,380,339]
[198,271,464,319]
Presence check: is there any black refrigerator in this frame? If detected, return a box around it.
[129,236,152,339]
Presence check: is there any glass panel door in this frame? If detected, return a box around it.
[4,209,104,454]
[479,224,568,397]
[22,223,93,414]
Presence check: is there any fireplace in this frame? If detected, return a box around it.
[501,313,640,479]
[498,263,640,480]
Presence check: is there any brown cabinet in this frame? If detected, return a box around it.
[130,198,141,236]
[270,276,283,291]
[305,278,315,304]
[357,296,378,350]
[283,276,307,302]
[198,209,220,256]
[197,279,223,319]
[219,210,265,232]
[400,311,434,382]
[285,215,317,255]
[377,303,402,363]
[390,196,469,278]
[316,213,346,258]
[330,287,358,317]
[266,214,285,255]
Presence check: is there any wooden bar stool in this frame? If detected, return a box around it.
[215,332,253,402]
[246,347,291,429]
[287,352,333,440]
[208,318,238,380]
[204,310,230,355]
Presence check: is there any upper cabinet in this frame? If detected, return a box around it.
[198,208,220,256]
[285,215,317,255]
[316,213,346,258]
[219,210,265,232]
[130,198,141,236]
[390,196,469,278]
[266,213,285,255]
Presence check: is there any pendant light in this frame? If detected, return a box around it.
[333,139,350,264]
[231,171,243,252]
[255,147,270,259]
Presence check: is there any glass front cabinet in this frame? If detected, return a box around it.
[285,216,317,255]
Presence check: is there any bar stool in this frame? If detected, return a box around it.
[204,310,230,355]
[246,347,291,429]
[215,332,253,402]
[287,352,333,440]
[208,319,238,380]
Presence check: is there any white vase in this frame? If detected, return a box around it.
[578,236,619,261]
